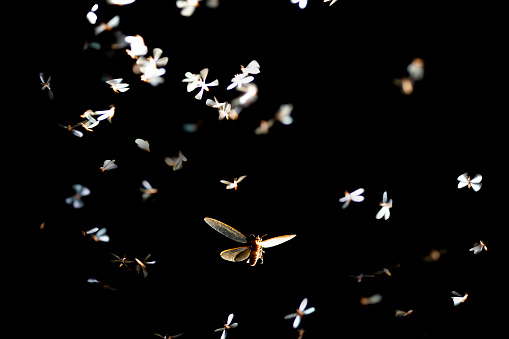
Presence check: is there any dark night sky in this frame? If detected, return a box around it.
[25,1,500,339]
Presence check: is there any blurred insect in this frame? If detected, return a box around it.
[105,78,129,93]
[125,35,148,58]
[349,273,375,283]
[100,160,118,172]
[240,60,260,75]
[274,104,294,125]
[323,0,338,5]
[83,227,110,242]
[407,58,425,81]
[140,180,158,201]
[165,151,187,171]
[395,309,413,317]
[87,278,116,290]
[40,73,54,100]
[422,248,447,262]
[469,240,487,254]
[214,313,238,339]
[140,58,166,86]
[296,329,305,339]
[204,217,296,266]
[393,77,414,95]
[135,254,156,278]
[291,0,308,9]
[94,15,120,35]
[86,4,98,24]
[220,176,247,190]
[137,48,168,69]
[59,123,83,138]
[80,110,100,131]
[254,119,274,135]
[182,71,202,91]
[154,333,184,339]
[107,0,136,5]
[135,139,150,152]
[111,253,134,270]
[65,184,90,209]
[227,73,254,90]
[376,191,392,220]
[457,173,482,192]
[360,294,382,305]
[194,68,219,100]
[339,188,364,209]
[176,0,200,17]
[90,106,116,123]
[451,291,468,306]
[234,83,258,107]
[284,298,315,328]
[374,263,400,277]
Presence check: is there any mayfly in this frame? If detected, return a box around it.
[40,73,54,100]
[135,254,156,278]
[214,313,238,339]
[220,176,247,190]
[204,217,296,266]
[111,253,134,270]
[376,191,392,220]
[339,188,364,209]
[451,291,468,306]
[284,298,315,328]
[469,240,487,254]
[457,173,482,192]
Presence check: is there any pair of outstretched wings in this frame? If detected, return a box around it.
[204,217,296,262]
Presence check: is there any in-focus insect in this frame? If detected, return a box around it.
[214,313,238,339]
[395,309,413,317]
[111,253,134,270]
[220,176,247,190]
[469,240,487,254]
[204,218,296,266]
[165,151,187,171]
[284,298,315,328]
[135,254,156,278]
[376,191,392,220]
[227,73,254,90]
[100,160,118,172]
[140,180,158,201]
[451,291,468,306]
[40,73,54,100]
[339,188,365,209]
[83,227,110,242]
[457,173,482,192]
[65,184,90,209]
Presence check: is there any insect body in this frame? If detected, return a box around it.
[204,218,296,266]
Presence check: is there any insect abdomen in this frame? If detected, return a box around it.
[249,241,263,266]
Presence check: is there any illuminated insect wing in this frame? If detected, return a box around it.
[135,138,150,152]
[94,15,120,35]
[291,0,308,9]
[101,160,118,172]
[135,254,156,278]
[469,240,487,254]
[241,60,260,75]
[40,73,54,99]
[220,247,251,262]
[111,253,133,269]
[204,218,247,243]
[275,104,294,125]
[470,174,482,191]
[395,309,413,317]
[93,228,110,242]
[457,173,470,189]
[451,291,468,306]
[260,234,296,248]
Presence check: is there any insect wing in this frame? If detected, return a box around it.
[204,218,247,243]
[471,182,482,191]
[382,191,388,203]
[303,307,315,315]
[299,298,308,311]
[470,174,482,183]
[350,188,365,200]
[261,234,296,248]
[220,247,251,262]
[236,175,247,183]
[457,173,469,188]
[292,316,301,329]
[244,60,260,74]
[227,313,234,326]
[200,68,209,82]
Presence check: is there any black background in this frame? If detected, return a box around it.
[27,1,499,339]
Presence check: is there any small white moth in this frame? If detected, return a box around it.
[100,160,118,172]
[220,176,247,190]
[214,313,238,339]
[376,191,392,220]
[194,68,218,100]
[39,73,54,100]
[360,293,383,305]
[274,104,294,125]
[135,254,156,278]
[94,15,120,35]
[339,188,365,209]
[86,4,99,24]
[227,73,254,90]
[83,227,110,242]
[65,184,90,209]
[395,309,413,317]
[135,139,150,152]
[105,78,129,93]
[165,151,187,171]
[125,35,148,59]
[284,298,315,329]
[140,180,158,201]
[176,0,200,17]
[469,240,487,254]
[457,173,482,192]
[451,291,468,306]
[240,60,260,75]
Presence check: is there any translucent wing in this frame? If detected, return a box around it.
[470,174,482,183]
[457,173,469,182]
[220,247,251,262]
[292,316,301,329]
[451,291,462,297]
[227,313,234,325]
[471,182,482,191]
[457,181,468,189]
[284,313,297,319]
[303,307,315,315]
[142,180,152,190]
[236,175,247,183]
[261,234,296,248]
[350,188,364,197]
[244,60,260,74]
[204,218,247,243]
[200,68,209,81]
[376,207,387,219]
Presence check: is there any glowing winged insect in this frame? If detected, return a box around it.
[284,298,315,328]
[135,138,150,152]
[227,73,254,90]
[66,184,90,209]
[360,293,382,305]
[451,291,468,306]
[457,173,482,192]
[323,0,339,5]
[83,227,110,242]
[290,0,308,9]
[240,60,260,75]
[204,218,296,266]
[94,15,120,35]
[111,253,134,270]
[339,188,364,209]
[395,309,413,317]
[125,35,148,59]
[86,4,98,24]
[376,191,392,220]
[176,0,200,17]
[214,313,238,339]
[165,151,187,171]
[274,104,294,125]
[220,176,247,190]
[135,254,156,278]
[140,180,158,201]
[469,240,487,254]
[100,159,118,172]
[59,123,83,138]
[154,333,184,339]
[349,273,375,283]
[195,68,219,100]
[105,78,129,93]
[40,73,54,100]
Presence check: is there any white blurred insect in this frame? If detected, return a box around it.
[407,58,425,82]
[140,180,158,201]
[100,160,118,172]
[240,60,260,75]
[274,104,294,125]
[59,123,83,138]
[395,309,413,317]
[87,278,116,290]
[284,298,315,329]
[393,77,414,95]
[182,72,202,92]
[360,293,383,305]
[291,0,308,9]
[83,227,110,242]
[65,184,90,209]
[94,15,120,35]
[220,176,247,190]
[206,97,236,120]
[135,139,150,152]
[233,83,258,107]
[376,191,392,220]
[323,0,338,5]
[40,73,54,100]
[338,188,365,209]
[140,57,166,86]
[125,35,148,59]
[193,68,219,100]
[254,119,274,135]
[227,73,254,90]
[176,0,200,17]
[137,48,169,69]
[86,4,99,24]
[111,253,134,270]
[457,173,482,192]
[451,291,468,306]
[214,313,238,339]
[105,78,129,93]
[135,254,156,278]
[469,240,487,254]
[165,151,187,171]
[374,263,400,277]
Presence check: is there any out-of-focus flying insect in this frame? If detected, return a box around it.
[220,176,247,190]
[66,184,90,209]
[100,160,118,172]
[86,4,99,24]
[135,139,150,152]
[80,110,99,131]
[376,191,392,220]
[422,248,447,262]
[395,309,413,317]
[105,78,129,93]
[469,240,487,254]
[451,291,468,306]
[154,333,184,339]
[339,188,365,209]
[87,278,116,290]
[457,173,482,192]
[94,15,120,35]
[407,58,425,82]
[214,313,238,339]
[111,253,134,270]
[284,298,315,328]
[59,123,83,138]
[176,0,200,17]
[290,0,308,9]
[204,217,296,266]
[240,60,260,76]
[323,0,339,6]
[140,180,158,201]
[227,73,254,90]
[40,73,54,100]
[360,293,382,305]
[135,254,156,278]
[125,35,148,59]
[274,104,294,125]
[165,151,187,171]
[349,273,375,283]
[297,328,305,339]
[83,227,110,242]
